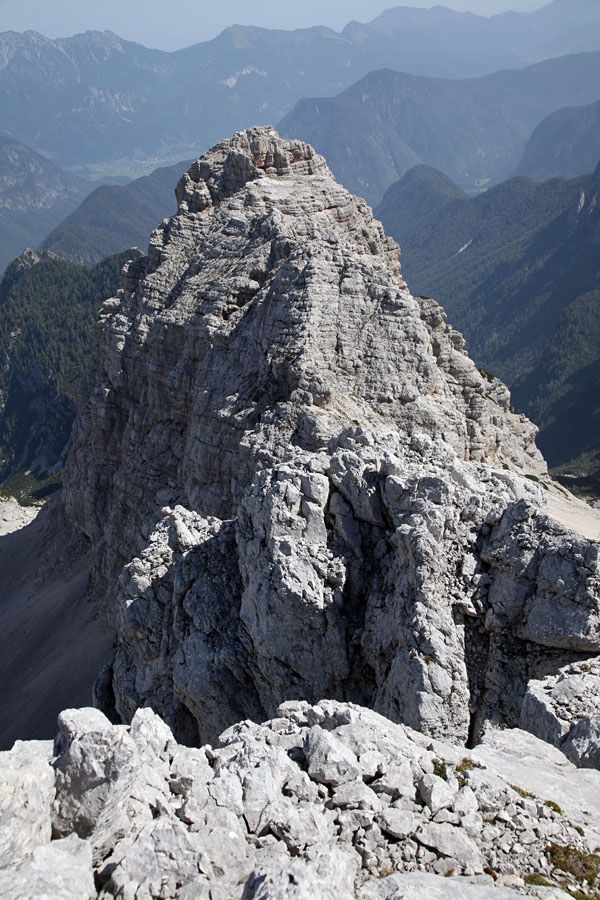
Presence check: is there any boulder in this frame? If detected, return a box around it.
[520,659,600,768]
[0,740,55,868]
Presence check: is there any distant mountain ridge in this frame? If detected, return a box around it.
[0,134,91,272]
[279,52,600,204]
[514,98,600,181]
[0,0,599,176]
[375,162,600,484]
[360,0,600,63]
[35,56,600,267]
[40,159,190,265]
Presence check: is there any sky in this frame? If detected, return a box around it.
[0,0,547,51]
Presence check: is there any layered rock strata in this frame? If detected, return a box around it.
[62,126,599,748]
[3,701,600,899]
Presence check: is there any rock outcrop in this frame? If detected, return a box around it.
[0,495,38,536]
[61,126,598,751]
[3,701,600,898]
[520,659,600,769]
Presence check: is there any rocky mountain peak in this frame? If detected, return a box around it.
[175,126,329,210]
[66,127,543,559]
[90,126,540,515]
[62,128,597,752]
[167,125,402,282]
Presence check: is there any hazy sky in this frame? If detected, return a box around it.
[0,0,547,50]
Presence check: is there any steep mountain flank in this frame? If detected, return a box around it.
[0,496,112,752]
[61,128,598,757]
[513,290,600,473]
[514,98,600,182]
[0,247,142,483]
[0,134,90,272]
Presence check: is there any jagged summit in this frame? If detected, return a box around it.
[174,127,331,205]
[62,127,596,750]
[67,126,541,528]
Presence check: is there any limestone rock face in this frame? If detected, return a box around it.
[0,834,95,900]
[0,740,55,869]
[0,495,38,537]
[0,701,597,899]
[520,659,600,768]
[62,126,598,747]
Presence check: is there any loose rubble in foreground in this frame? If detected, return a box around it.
[2,700,600,898]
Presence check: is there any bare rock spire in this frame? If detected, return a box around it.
[62,127,597,747]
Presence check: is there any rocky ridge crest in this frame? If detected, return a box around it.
[61,127,598,752]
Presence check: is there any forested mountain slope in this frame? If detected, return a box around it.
[40,160,189,265]
[514,98,600,181]
[375,163,600,486]
[0,135,90,272]
[0,248,141,487]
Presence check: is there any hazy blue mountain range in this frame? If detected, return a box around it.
[362,0,600,65]
[0,0,598,178]
[0,248,142,489]
[40,160,190,265]
[37,56,600,268]
[0,134,91,272]
[375,163,600,482]
[514,98,600,181]
[279,51,600,204]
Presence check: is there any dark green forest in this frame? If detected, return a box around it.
[0,248,141,491]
